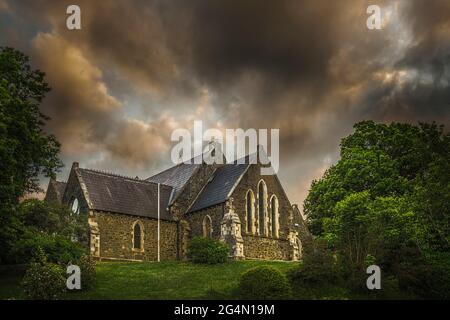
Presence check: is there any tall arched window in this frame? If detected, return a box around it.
[132,221,144,251]
[203,215,213,237]
[257,180,268,236]
[245,190,255,234]
[270,195,279,238]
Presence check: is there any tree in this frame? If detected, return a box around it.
[304,120,450,298]
[0,47,62,263]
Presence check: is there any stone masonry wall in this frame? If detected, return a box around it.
[44,180,60,203]
[231,163,295,260]
[92,211,178,261]
[243,236,290,260]
[62,164,90,214]
[171,164,219,219]
[184,204,224,239]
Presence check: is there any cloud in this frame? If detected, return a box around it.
[31,32,178,174]
[1,0,449,207]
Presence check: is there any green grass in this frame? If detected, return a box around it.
[0,260,297,300]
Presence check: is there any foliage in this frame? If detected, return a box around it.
[18,199,89,244]
[1,260,297,300]
[289,239,339,286]
[76,254,96,291]
[0,47,62,263]
[7,199,89,264]
[304,120,450,298]
[237,265,292,300]
[21,248,66,300]
[11,230,85,265]
[187,237,229,264]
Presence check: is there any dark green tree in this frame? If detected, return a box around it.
[0,47,62,263]
[304,120,450,298]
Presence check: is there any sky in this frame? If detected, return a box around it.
[1,0,449,210]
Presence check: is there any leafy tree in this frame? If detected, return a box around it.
[304,120,450,298]
[0,47,62,263]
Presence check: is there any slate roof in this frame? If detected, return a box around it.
[145,162,200,203]
[188,156,253,213]
[78,168,175,221]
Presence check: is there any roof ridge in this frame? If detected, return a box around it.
[146,162,188,180]
[80,168,174,188]
[80,167,140,180]
[147,151,256,181]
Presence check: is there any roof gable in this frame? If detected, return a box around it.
[187,162,250,212]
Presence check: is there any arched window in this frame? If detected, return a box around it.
[257,180,268,236]
[132,221,144,251]
[245,190,255,234]
[270,195,279,238]
[203,215,213,237]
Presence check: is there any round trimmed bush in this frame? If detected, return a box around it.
[187,237,229,264]
[238,266,292,299]
[21,249,66,300]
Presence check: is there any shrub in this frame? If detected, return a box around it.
[289,240,339,286]
[21,248,66,300]
[237,266,292,300]
[187,237,229,264]
[12,229,85,264]
[76,254,96,291]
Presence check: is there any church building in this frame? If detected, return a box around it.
[44,148,310,261]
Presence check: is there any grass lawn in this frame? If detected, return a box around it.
[0,260,297,300]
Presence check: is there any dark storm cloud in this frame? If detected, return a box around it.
[1,0,449,205]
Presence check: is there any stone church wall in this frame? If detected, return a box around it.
[170,164,219,219]
[92,211,178,261]
[242,236,290,260]
[44,180,60,203]
[184,204,224,239]
[230,164,295,260]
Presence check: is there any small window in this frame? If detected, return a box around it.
[203,215,213,238]
[71,198,80,214]
[270,195,279,238]
[133,222,143,250]
[246,190,255,234]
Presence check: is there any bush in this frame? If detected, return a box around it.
[76,254,96,291]
[289,240,339,286]
[237,266,292,300]
[21,249,66,300]
[11,229,85,264]
[187,237,229,264]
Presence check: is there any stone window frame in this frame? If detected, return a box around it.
[202,215,213,238]
[131,220,145,253]
[69,196,80,215]
[256,179,268,236]
[269,194,279,238]
[245,189,256,234]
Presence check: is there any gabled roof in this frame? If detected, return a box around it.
[78,168,175,221]
[188,155,254,213]
[145,162,200,203]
